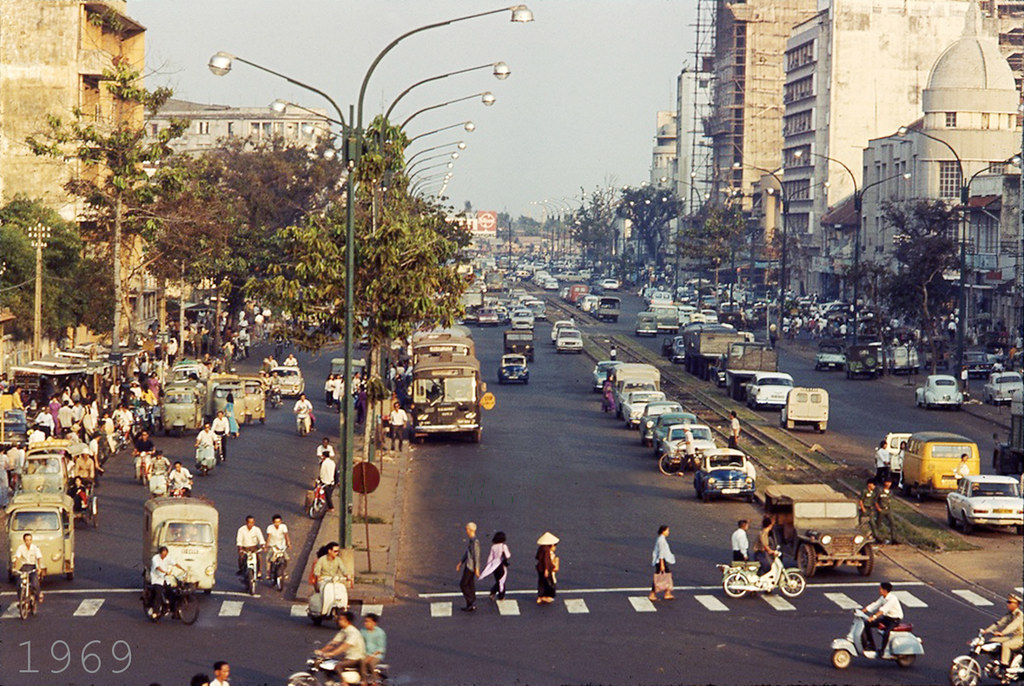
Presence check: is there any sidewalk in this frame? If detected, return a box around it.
[296,443,409,605]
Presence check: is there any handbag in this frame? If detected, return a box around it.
[653,571,673,593]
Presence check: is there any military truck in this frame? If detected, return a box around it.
[683,324,750,382]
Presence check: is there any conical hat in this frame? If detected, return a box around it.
[536,531,559,545]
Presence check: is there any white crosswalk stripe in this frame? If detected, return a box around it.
[628,596,657,613]
[824,592,861,610]
[219,600,244,617]
[762,595,796,611]
[694,594,729,612]
[1016,587,1023,595]
[894,590,927,608]
[564,598,589,614]
[291,605,307,617]
[2,603,20,619]
[73,599,104,616]
[430,602,452,618]
[952,590,994,606]
[362,604,384,616]
[496,599,520,616]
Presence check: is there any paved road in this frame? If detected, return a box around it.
[1,323,1016,685]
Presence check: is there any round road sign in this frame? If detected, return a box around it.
[353,461,381,494]
[481,392,496,410]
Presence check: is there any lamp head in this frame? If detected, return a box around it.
[457,141,467,150]
[902,172,911,180]
[464,121,476,132]
[510,5,534,22]
[451,152,459,160]
[896,126,909,136]
[208,51,234,77]
[492,62,511,80]
[793,149,803,159]
[1010,154,1022,168]
[270,99,289,114]
[481,92,496,106]
[447,162,454,169]
[732,161,741,169]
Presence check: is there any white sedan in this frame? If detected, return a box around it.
[658,423,717,458]
[620,390,667,429]
[915,374,963,410]
[982,371,1023,405]
[555,328,584,354]
[946,475,1024,534]
[746,372,795,410]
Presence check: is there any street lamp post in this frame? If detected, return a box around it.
[399,91,495,130]
[27,223,50,359]
[735,162,787,337]
[207,3,533,551]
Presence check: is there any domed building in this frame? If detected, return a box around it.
[860,1,1021,342]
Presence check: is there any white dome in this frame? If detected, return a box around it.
[927,36,1016,92]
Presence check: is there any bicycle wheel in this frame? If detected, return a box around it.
[779,570,806,598]
[658,454,681,476]
[18,596,31,620]
[177,595,199,625]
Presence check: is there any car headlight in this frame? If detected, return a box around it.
[707,477,717,485]
[645,420,654,428]
[205,565,216,577]
[854,535,865,545]
[820,535,832,545]
[745,477,753,485]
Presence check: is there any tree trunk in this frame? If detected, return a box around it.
[213,283,222,355]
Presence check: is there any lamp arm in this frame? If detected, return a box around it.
[236,56,347,128]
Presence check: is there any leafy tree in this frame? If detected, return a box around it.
[569,187,618,266]
[881,200,958,372]
[26,60,188,347]
[616,186,682,267]
[678,203,746,288]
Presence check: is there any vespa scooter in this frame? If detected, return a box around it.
[830,609,924,669]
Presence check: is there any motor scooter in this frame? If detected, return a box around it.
[949,629,1023,685]
[268,544,288,592]
[297,413,312,436]
[242,547,260,595]
[148,471,168,498]
[287,653,389,686]
[830,609,924,669]
[717,550,806,599]
[307,575,350,626]
[134,451,152,483]
[195,446,216,476]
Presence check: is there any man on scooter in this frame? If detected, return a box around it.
[861,581,903,656]
[316,611,366,677]
[983,593,1023,672]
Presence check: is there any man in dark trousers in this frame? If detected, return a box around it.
[455,521,480,612]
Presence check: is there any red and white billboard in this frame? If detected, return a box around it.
[474,211,498,237]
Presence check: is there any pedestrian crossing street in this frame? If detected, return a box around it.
[2,585,1014,621]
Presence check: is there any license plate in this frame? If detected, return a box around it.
[994,509,1013,514]
[722,488,739,494]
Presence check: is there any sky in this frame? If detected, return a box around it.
[130,0,696,219]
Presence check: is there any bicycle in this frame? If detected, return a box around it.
[16,566,39,620]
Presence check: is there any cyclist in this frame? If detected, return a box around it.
[13,533,44,604]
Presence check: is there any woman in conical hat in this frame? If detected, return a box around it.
[535,532,559,604]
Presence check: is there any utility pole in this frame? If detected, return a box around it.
[27,223,51,359]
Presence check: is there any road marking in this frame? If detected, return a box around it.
[362,603,383,616]
[952,590,993,606]
[694,595,729,612]
[291,605,307,617]
[219,600,244,617]
[2,603,19,619]
[1016,587,1023,595]
[73,599,104,616]
[762,595,796,611]
[564,598,589,614]
[894,591,927,608]
[496,599,520,616]
[430,602,452,618]
[414,580,923,599]
[0,587,255,599]
[824,592,861,610]
[628,597,657,613]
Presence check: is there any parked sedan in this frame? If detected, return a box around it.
[693,449,757,503]
[620,390,667,429]
[915,374,963,410]
[592,360,622,392]
[497,354,529,385]
[649,412,699,455]
[638,401,685,446]
[982,371,1023,405]
[946,475,1023,534]
[659,423,716,459]
[477,308,500,326]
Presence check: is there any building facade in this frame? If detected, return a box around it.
[860,10,1021,338]
[148,99,330,153]
[675,66,713,211]
[0,0,145,219]
[650,110,677,189]
[782,0,974,296]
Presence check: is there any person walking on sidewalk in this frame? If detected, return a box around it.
[388,402,409,452]
[649,524,676,601]
[535,531,560,604]
[729,411,741,449]
[455,522,480,611]
[480,531,512,601]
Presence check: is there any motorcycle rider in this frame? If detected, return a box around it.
[861,581,904,656]
[14,532,44,604]
[133,429,156,480]
[265,513,291,578]
[315,610,366,677]
[294,394,313,434]
[211,410,230,462]
[195,423,216,471]
[312,541,351,590]
[983,593,1023,673]
[167,461,193,497]
[148,450,171,482]
[149,545,187,615]
[235,515,266,578]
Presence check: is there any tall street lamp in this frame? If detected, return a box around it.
[406,151,459,176]
[207,3,533,551]
[400,91,495,130]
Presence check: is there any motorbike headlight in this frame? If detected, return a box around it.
[854,535,865,545]
[820,535,832,545]
[51,552,61,561]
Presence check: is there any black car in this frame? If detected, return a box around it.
[497,354,530,384]
[963,350,993,378]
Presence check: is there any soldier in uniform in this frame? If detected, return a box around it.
[857,480,878,538]
[984,593,1023,672]
[873,478,896,544]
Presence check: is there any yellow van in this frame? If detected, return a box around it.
[902,431,979,499]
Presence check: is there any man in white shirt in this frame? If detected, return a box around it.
[34,410,54,438]
[211,410,230,462]
[210,661,231,686]
[167,461,193,496]
[195,423,216,470]
[874,440,891,484]
[284,353,299,367]
[236,515,266,577]
[317,611,366,675]
[14,532,44,602]
[265,513,291,574]
[149,545,186,613]
[316,437,336,460]
[861,581,904,655]
[729,411,741,449]
[319,450,337,513]
[294,394,313,433]
[955,453,972,485]
[731,519,750,561]
[389,403,409,452]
